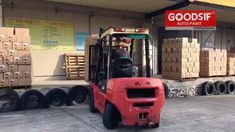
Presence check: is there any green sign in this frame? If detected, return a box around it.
[5,18,74,50]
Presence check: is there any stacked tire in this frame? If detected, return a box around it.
[201,81,215,96]
[45,88,68,107]
[200,80,235,96]
[68,86,88,105]
[20,89,45,110]
[0,85,89,113]
[226,81,235,94]
[0,89,20,112]
[214,81,227,95]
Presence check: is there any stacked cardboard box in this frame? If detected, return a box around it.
[227,53,235,75]
[162,38,200,80]
[200,49,227,77]
[85,35,98,81]
[229,47,235,53]
[0,27,31,88]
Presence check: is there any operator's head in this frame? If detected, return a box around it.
[120,37,131,44]
[114,36,131,51]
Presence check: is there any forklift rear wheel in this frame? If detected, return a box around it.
[68,86,87,105]
[149,123,159,128]
[20,89,45,110]
[0,89,20,112]
[88,89,98,113]
[155,123,160,128]
[45,88,68,107]
[163,82,169,98]
[103,103,120,129]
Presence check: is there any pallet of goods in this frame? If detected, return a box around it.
[227,53,235,76]
[65,53,85,80]
[162,38,200,81]
[0,27,31,88]
[84,35,98,82]
[200,49,227,77]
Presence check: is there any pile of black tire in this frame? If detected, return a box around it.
[0,86,88,113]
[199,80,235,96]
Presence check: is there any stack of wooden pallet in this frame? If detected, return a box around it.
[200,49,227,77]
[65,53,85,80]
[162,38,200,80]
[227,53,235,75]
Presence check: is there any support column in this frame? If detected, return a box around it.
[0,0,2,27]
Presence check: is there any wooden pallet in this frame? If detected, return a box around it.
[0,85,31,89]
[163,76,199,82]
[65,54,85,80]
[200,75,228,78]
[226,74,235,77]
[65,56,85,66]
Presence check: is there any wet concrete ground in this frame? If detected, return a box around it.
[0,95,235,132]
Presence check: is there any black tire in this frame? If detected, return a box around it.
[226,81,235,94]
[103,103,120,129]
[20,89,45,110]
[195,86,203,96]
[88,89,98,113]
[45,88,68,107]
[214,81,227,95]
[0,89,20,112]
[163,82,169,98]
[151,123,160,128]
[68,86,87,105]
[154,123,160,128]
[201,81,215,96]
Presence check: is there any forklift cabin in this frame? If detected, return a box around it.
[90,28,151,87]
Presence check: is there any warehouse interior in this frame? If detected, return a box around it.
[1,0,235,80]
[1,0,235,131]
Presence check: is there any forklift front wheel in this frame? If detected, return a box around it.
[103,103,120,129]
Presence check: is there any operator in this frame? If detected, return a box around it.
[111,37,133,78]
[114,37,131,52]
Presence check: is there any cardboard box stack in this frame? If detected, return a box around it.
[200,49,227,77]
[162,38,200,80]
[85,35,98,81]
[0,27,31,88]
[227,53,235,75]
[229,47,235,53]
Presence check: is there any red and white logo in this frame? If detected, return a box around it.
[165,10,216,30]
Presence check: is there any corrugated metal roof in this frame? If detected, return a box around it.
[195,0,235,8]
[45,0,177,13]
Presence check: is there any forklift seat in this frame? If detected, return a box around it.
[112,57,133,78]
[111,48,133,78]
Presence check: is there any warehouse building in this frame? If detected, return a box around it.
[0,0,234,82]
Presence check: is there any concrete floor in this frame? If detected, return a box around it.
[0,95,235,132]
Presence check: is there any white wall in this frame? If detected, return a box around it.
[3,0,144,79]
[195,24,235,50]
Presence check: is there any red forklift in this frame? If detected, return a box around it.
[87,27,165,129]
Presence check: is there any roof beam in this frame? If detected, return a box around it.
[145,0,192,19]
